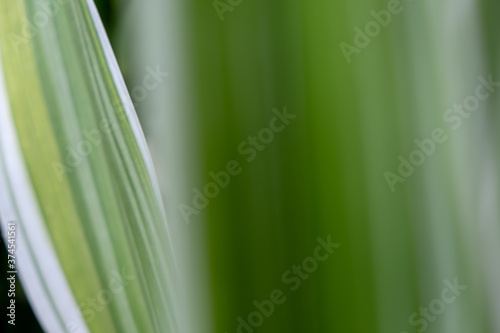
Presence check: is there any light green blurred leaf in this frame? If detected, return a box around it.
[0,0,178,332]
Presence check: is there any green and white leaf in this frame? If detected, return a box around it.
[0,0,178,332]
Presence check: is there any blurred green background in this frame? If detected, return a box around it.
[101,0,500,332]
